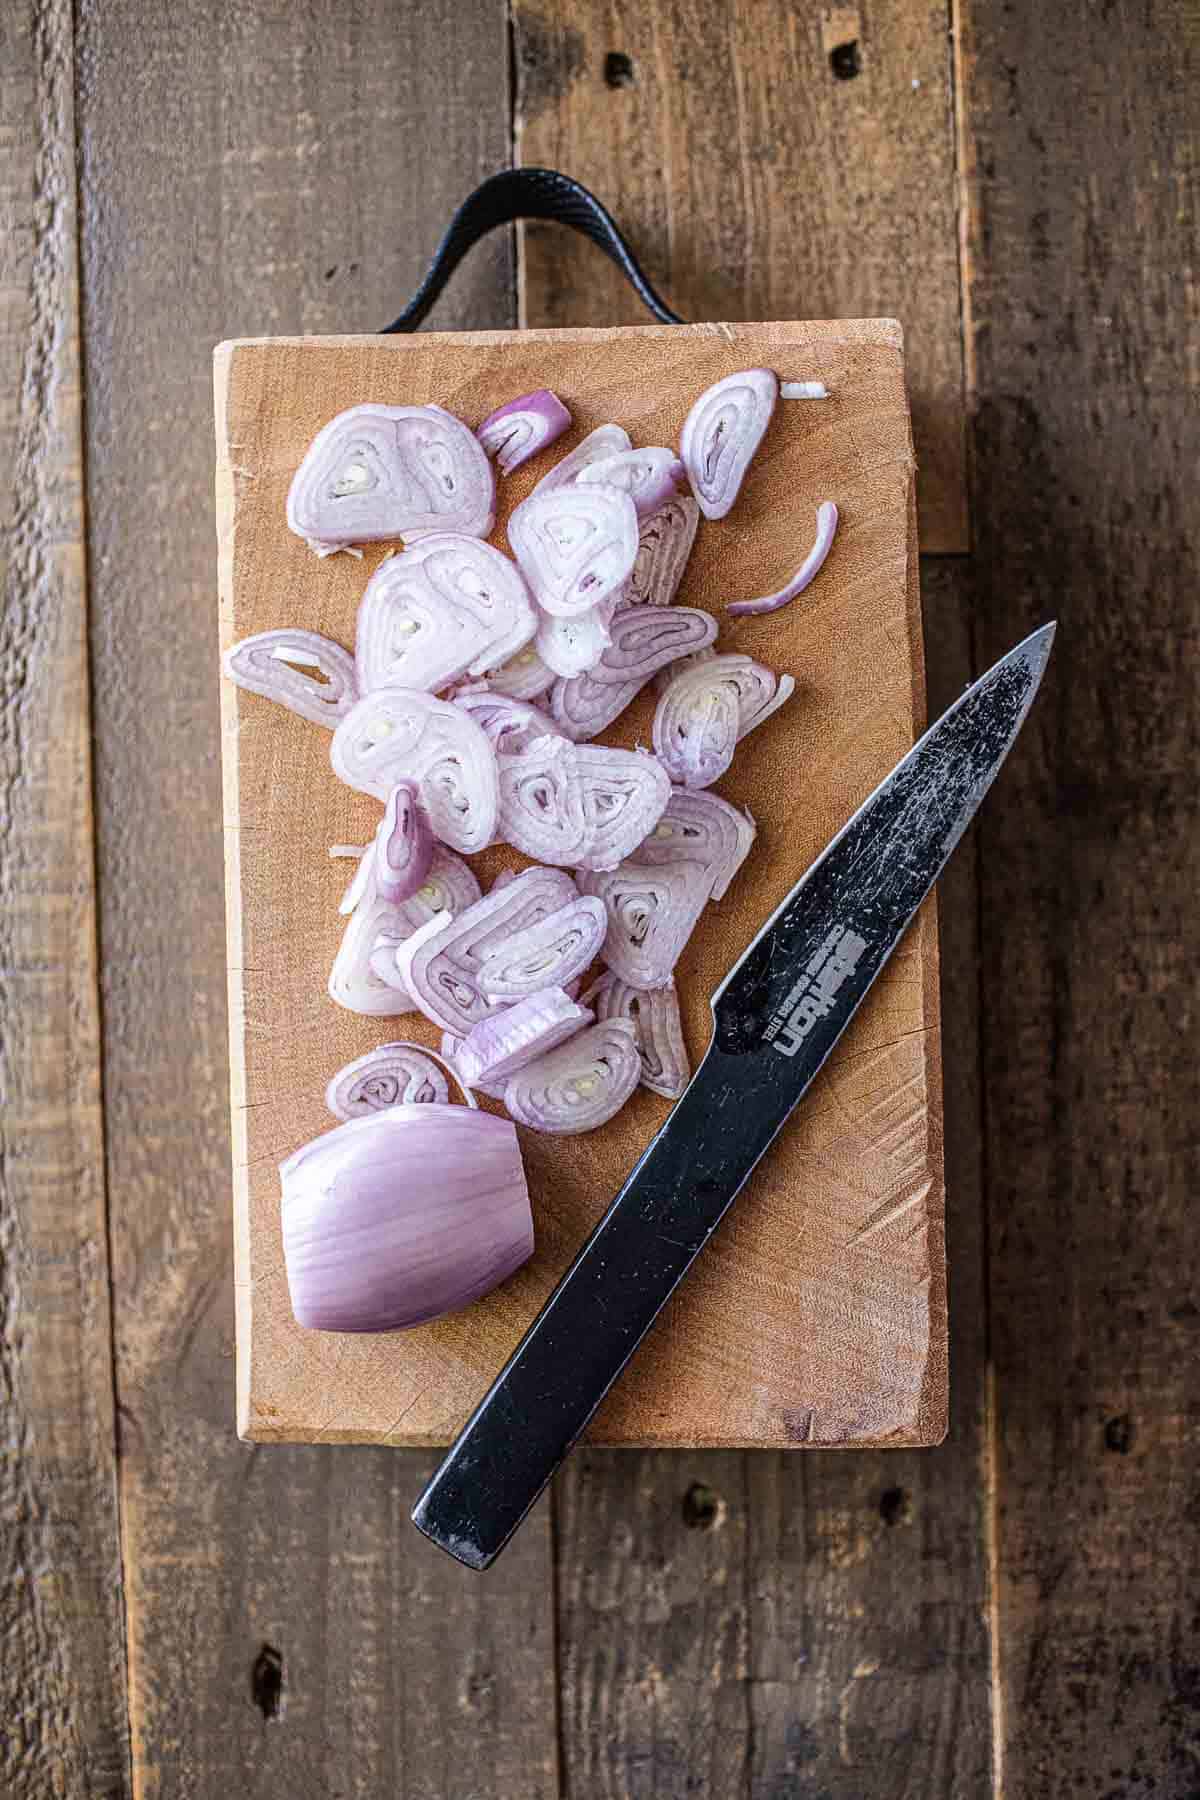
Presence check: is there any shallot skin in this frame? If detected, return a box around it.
[726,502,839,616]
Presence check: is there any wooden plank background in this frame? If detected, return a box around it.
[1,0,1194,1796]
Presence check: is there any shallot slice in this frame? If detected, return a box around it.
[452,684,560,757]
[330,686,499,854]
[583,972,691,1099]
[441,1031,508,1102]
[726,503,839,616]
[496,736,589,865]
[535,599,617,679]
[486,645,557,701]
[392,866,578,1035]
[477,389,571,474]
[623,497,701,608]
[337,845,482,1010]
[531,423,632,497]
[679,367,778,520]
[287,403,495,551]
[223,628,358,728]
[478,898,607,1000]
[374,780,434,902]
[576,448,685,519]
[547,606,718,741]
[653,653,795,788]
[780,380,828,399]
[496,738,670,869]
[503,1019,642,1135]
[456,989,595,1088]
[509,486,639,617]
[355,533,535,692]
[325,1042,451,1119]
[578,787,756,986]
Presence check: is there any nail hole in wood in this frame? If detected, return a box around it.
[251,1644,283,1720]
[682,1481,722,1529]
[1104,1414,1134,1454]
[879,1485,911,1526]
[604,51,635,89]
[829,40,860,80]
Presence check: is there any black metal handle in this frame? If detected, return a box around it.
[411,1047,783,1569]
[380,168,684,334]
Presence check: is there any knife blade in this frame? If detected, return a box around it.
[413,623,1056,1569]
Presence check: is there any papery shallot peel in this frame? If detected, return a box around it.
[477,389,571,474]
[355,534,535,693]
[726,502,839,616]
[280,1105,532,1332]
[224,629,359,729]
[325,1042,451,1119]
[502,1018,642,1135]
[331,686,499,854]
[679,367,778,520]
[287,403,495,551]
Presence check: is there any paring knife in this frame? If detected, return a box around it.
[414,624,1056,1569]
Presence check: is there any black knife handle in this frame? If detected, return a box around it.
[412,1046,782,1568]
[379,168,684,334]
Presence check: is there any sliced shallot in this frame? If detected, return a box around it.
[780,379,829,399]
[679,367,778,520]
[455,990,594,1088]
[583,971,691,1099]
[503,1019,642,1135]
[477,389,571,474]
[325,1042,451,1119]
[486,644,557,701]
[623,496,701,609]
[726,502,839,616]
[509,485,639,617]
[653,653,795,788]
[355,533,535,692]
[535,599,617,679]
[576,447,685,519]
[287,402,495,552]
[223,628,358,729]
[452,684,559,757]
[548,606,718,740]
[578,787,756,987]
[531,423,632,496]
[441,1030,508,1102]
[496,737,671,869]
[374,780,434,902]
[331,846,481,1014]
[478,898,607,1001]
[330,686,499,854]
[391,865,578,1035]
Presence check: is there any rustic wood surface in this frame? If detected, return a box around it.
[513,0,968,554]
[1,0,1194,1795]
[217,321,945,1453]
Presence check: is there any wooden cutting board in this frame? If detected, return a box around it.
[215,320,945,1449]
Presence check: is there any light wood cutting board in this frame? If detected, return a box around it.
[215,321,945,1449]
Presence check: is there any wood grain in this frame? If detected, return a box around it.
[0,3,127,1794]
[513,0,968,554]
[552,561,991,1796]
[217,320,945,1452]
[958,2,1200,1793]
[74,3,558,1795]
